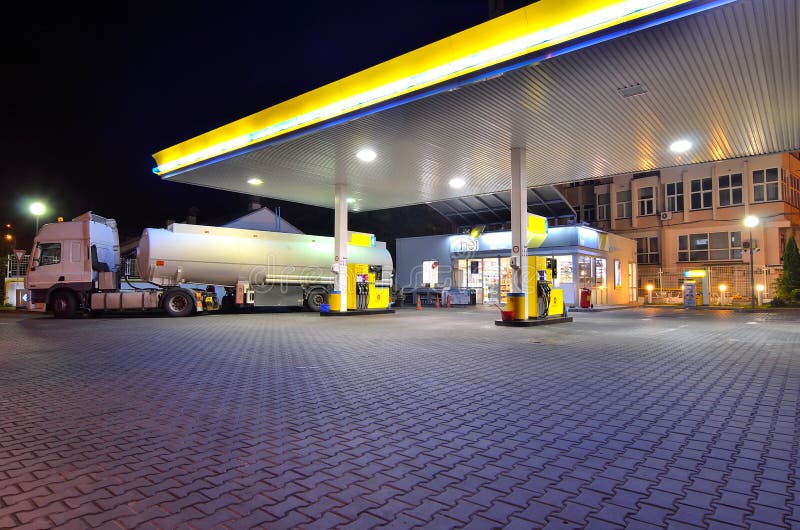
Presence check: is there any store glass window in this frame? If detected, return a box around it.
[595,258,607,287]
[555,256,573,284]
[578,255,605,287]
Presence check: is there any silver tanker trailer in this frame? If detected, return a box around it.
[25,212,392,318]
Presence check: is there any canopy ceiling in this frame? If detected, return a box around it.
[156,0,799,213]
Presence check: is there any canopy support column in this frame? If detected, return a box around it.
[333,183,348,311]
[510,147,528,319]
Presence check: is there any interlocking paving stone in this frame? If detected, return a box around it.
[0,307,798,528]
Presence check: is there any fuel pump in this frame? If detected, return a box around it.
[527,256,564,319]
[356,272,369,310]
[346,263,391,311]
[537,269,552,317]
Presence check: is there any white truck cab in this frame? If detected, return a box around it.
[26,212,207,318]
[26,213,119,315]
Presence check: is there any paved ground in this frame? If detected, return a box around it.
[0,306,798,529]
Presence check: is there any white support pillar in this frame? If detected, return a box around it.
[510,147,528,319]
[333,183,348,311]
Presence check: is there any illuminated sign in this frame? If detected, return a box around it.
[683,269,706,278]
[450,236,480,253]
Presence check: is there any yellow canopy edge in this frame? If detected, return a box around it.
[153,0,690,175]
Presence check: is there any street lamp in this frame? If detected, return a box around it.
[719,283,727,306]
[29,202,46,233]
[743,215,759,310]
[646,283,654,304]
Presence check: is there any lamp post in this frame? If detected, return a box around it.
[743,215,759,310]
[29,202,46,233]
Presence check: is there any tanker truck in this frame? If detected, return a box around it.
[25,212,393,318]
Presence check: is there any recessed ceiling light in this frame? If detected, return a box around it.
[449,178,465,189]
[356,149,376,162]
[618,83,648,98]
[247,177,263,185]
[346,197,356,204]
[669,140,692,153]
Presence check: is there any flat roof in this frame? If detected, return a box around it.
[153,0,799,211]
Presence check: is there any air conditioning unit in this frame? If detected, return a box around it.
[660,211,673,221]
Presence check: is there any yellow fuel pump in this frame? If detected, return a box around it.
[346,263,390,311]
[527,256,564,318]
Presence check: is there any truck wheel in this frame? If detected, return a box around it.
[163,290,194,317]
[305,287,327,312]
[51,291,77,319]
[220,294,236,313]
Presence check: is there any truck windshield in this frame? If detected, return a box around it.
[38,243,61,266]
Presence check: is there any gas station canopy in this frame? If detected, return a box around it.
[153,0,799,212]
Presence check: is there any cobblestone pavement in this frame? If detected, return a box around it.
[0,307,798,529]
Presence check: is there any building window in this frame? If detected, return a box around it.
[785,169,800,209]
[636,237,659,264]
[582,205,595,223]
[753,168,779,202]
[665,182,683,212]
[678,231,742,262]
[597,193,610,220]
[638,187,655,216]
[690,177,713,210]
[616,190,631,219]
[718,173,743,207]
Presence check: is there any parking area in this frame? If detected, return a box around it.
[1,306,798,529]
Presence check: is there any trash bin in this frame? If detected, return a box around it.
[579,288,592,308]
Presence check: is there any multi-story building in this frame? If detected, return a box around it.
[559,151,800,302]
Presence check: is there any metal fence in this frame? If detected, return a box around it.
[637,264,783,305]
[4,254,30,278]
[123,258,138,278]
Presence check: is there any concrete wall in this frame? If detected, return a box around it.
[395,235,452,289]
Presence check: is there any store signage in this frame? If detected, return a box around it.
[450,236,479,254]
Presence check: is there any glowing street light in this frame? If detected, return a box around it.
[30,202,46,233]
[718,283,727,305]
[743,215,759,310]
[646,283,654,304]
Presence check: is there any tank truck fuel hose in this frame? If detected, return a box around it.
[122,252,164,291]
[537,280,551,318]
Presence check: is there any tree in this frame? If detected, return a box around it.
[776,235,800,303]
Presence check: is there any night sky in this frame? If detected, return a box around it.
[2,1,531,252]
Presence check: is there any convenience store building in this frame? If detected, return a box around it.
[396,225,637,307]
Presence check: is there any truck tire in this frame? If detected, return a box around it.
[305,287,327,312]
[220,294,236,313]
[163,289,194,317]
[51,291,77,319]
